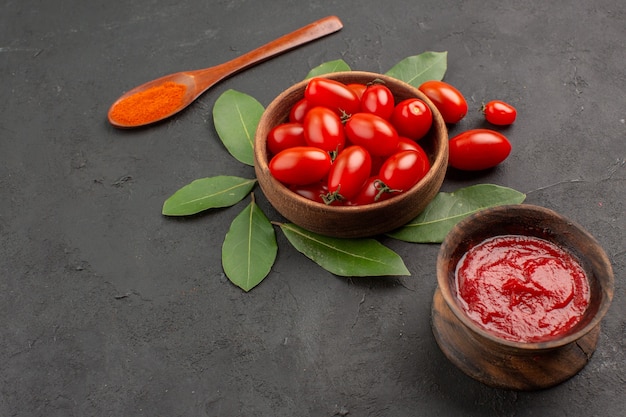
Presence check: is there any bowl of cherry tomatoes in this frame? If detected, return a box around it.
[254,71,448,238]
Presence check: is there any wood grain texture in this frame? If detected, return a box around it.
[432,288,600,390]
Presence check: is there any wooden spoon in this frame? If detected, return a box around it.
[108,16,343,128]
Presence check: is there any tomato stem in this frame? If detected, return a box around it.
[322,185,345,205]
[328,146,340,162]
[373,180,401,201]
[339,109,352,123]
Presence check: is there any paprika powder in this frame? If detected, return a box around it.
[109,81,187,126]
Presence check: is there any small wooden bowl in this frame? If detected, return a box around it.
[254,71,448,238]
[432,204,614,390]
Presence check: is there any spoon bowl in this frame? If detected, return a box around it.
[107,73,198,128]
[108,16,343,128]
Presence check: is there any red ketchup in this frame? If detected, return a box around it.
[455,235,590,343]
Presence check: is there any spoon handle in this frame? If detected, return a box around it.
[193,16,343,88]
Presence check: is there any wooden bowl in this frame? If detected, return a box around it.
[254,71,448,238]
[433,204,614,390]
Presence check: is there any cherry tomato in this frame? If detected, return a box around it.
[269,146,332,185]
[361,83,395,120]
[326,146,372,202]
[379,150,431,191]
[483,100,517,125]
[418,80,468,124]
[289,98,313,123]
[391,98,433,140]
[348,176,396,206]
[369,155,385,177]
[267,122,306,155]
[305,78,361,116]
[289,182,329,204]
[344,113,399,157]
[396,138,429,163]
[397,137,421,153]
[448,129,512,171]
[303,107,345,153]
[347,83,367,100]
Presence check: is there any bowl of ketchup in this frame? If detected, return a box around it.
[432,204,614,390]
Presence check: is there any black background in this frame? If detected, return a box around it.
[1,0,624,416]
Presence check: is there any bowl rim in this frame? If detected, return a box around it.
[436,203,615,350]
[254,70,449,214]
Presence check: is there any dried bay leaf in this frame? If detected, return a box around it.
[387,184,526,243]
[213,89,264,166]
[305,59,352,79]
[222,194,277,292]
[162,176,256,216]
[278,223,410,277]
[385,51,448,87]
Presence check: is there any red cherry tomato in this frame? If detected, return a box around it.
[448,129,512,171]
[326,146,372,202]
[348,176,396,206]
[418,80,468,124]
[391,98,433,140]
[379,150,431,191]
[346,83,367,100]
[267,122,306,155]
[397,137,421,153]
[269,146,332,185]
[483,100,517,125]
[289,98,313,123]
[369,155,385,177]
[344,113,399,157]
[396,138,429,163]
[361,83,395,120]
[289,182,329,204]
[303,107,346,153]
[304,78,361,116]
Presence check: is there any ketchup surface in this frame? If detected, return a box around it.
[455,235,590,343]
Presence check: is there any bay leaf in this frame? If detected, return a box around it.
[162,176,256,216]
[387,184,526,243]
[385,51,448,87]
[305,59,352,79]
[222,194,277,292]
[278,223,410,277]
[212,89,264,166]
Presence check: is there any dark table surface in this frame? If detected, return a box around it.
[2,0,624,416]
